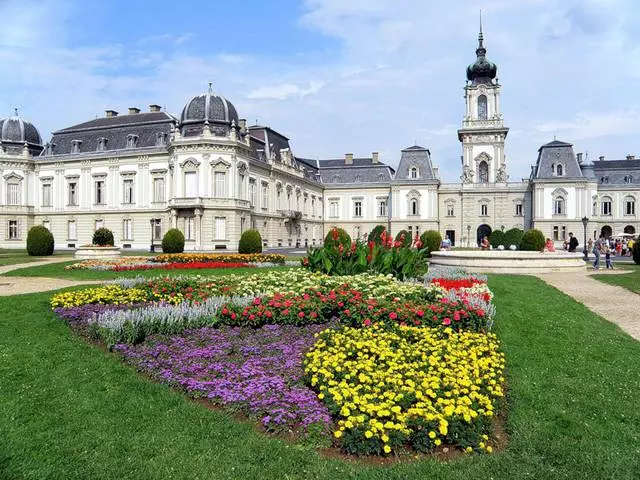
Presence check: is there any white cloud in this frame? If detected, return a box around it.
[247,81,326,100]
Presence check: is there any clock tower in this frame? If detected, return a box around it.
[457,20,509,184]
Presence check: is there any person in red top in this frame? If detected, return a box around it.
[480,236,490,250]
[544,238,556,252]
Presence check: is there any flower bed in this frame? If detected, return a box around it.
[154,253,286,265]
[51,268,504,457]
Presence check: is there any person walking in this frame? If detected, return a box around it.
[593,237,603,270]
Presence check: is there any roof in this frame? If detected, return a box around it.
[55,112,176,133]
[319,164,394,185]
[531,139,584,180]
[393,145,437,182]
[591,159,640,185]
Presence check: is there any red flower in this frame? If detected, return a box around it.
[332,227,339,241]
[222,308,229,315]
[282,309,289,315]
[310,311,317,319]
[389,312,398,320]
[363,319,372,327]
[443,317,451,325]
[298,311,305,318]
[338,244,344,254]
[265,311,273,318]
[253,297,261,305]
[249,314,255,321]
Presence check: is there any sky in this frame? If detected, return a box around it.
[1,0,639,182]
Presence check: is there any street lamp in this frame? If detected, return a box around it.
[581,216,589,261]
[150,218,155,253]
[467,225,471,247]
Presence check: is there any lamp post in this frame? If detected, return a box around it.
[467,225,471,248]
[150,218,155,253]
[581,216,589,261]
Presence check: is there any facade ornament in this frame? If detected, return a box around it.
[22,142,30,158]
[496,163,508,182]
[461,164,474,183]
[230,120,238,141]
[202,120,212,137]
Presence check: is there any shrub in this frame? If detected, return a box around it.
[420,230,443,257]
[395,230,411,247]
[26,225,54,256]
[489,230,504,249]
[633,239,640,265]
[324,227,351,250]
[161,228,185,254]
[368,225,387,245]
[503,228,524,248]
[238,229,262,254]
[92,228,114,247]
[520,228,545,251]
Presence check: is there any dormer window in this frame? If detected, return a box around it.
[601,176,609,184]
[410,167,419,179]
[71,140,82,154]
[556,164,563,176]
[156,132,166,147]
[97,137,107,151]
[624,175,633,184]
[126,134,139,149]
[355,175,362,183]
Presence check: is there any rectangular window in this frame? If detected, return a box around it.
[94,180,105,205]
[408,226,413,238]
[553,226,559,241]
[481,204,488,216]
[184,171,197,197]
[354,200,362,217]
[43,220,51,231]
[602,201,612,215]
[8,220,18,239]
[214,172,226,198]
[152,219,162,241]
[515,203,523,216]
[378,199,387,217]
[122,179,134,204]
[561,226,567,241]
[215,217,226,240]
[68,182,78,206]
[329,201,339,218]
[277,191,282,210]
[262,184,268,209]
[185,217,195,241]
[42,184,52,207]
[625,200,635,215]
[249,181,257,207]
[67,220,77,240]
[446,204,454,216]
[7,183,20,205]
[95,219,104,231]
[123,219,133,240]
[153,177,165,203]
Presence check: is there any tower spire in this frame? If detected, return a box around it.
[479,10,483,47]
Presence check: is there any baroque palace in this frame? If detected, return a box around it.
[1,28,639,251]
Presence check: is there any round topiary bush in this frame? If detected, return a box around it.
[503,228,524,248]
[238,229,262,254]
[92,227,114,247]
[420,230,443,257]
[368,225,387,245]
[324,227,352,249]
[395,230,411,247]
[26,225,54,256]
[162,228,185,254]
[489,230,505,249]
[520,228,545,251]
[633,239,640,265]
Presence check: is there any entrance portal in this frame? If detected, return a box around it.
[624,225,636,235]
[600,225,612,239]
[445,229,456,247]
[477,224,492,246]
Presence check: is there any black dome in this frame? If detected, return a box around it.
[0,114,42,146]
[466,31,497,85]
[180,89,239,125]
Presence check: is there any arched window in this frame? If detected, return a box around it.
[624,196,636,215]
[410,198,419,216]
[554,197,565,215]
[478,161,489,183]
[410,167,419,179]
[556,164,563,176]
[601,196,612,215]
[477,95,488,120]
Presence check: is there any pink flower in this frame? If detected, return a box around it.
[389,312,398,320]
[298,311,305,318]
[443,317,451,325]
[363,319,371,327]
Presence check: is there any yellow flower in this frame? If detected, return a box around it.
[364,430,373,439]
[383,445,391,454]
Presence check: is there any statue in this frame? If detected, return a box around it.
[496,163,508,183]
[461,164,474,183]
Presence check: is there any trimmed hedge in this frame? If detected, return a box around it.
[324,227,351,249]
[395,230,411,247]
[92,228,114,247]
[633,239,640,265]
[368,225,387,245]
[238,229,262,254]
[489,230,505,249]
[503,228,524,248]
[26,225,54,256]
[520,228,545,251]
[420,230,442,257]
[162,228,185,254]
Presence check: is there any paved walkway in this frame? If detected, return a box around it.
[0,258,101,296]
[537,269,640,341]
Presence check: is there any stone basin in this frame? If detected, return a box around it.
[74,246,121,260]
[429,250,587,274]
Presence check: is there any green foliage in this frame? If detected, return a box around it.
[420,230,443,257]
[395,230,411,247]
[238,229,262,254]
[324,227,351,249]
[503,228,524,248]
[92,228,114,247]
[633,240,640,265]
[489,230,505,249]
[26,225,54,256]
[367,225,387,245]
[520,228,546,251]
[161,228,185,254]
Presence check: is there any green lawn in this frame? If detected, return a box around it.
[0,249,72,267]
[593,264,640,294]
[1,276,640,479]
[2,261,289,281]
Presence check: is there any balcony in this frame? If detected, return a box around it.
[279,209,302,222]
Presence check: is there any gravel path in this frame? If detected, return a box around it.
[537,269,640,341]
[0,259,102,296]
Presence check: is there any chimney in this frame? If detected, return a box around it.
[627,154,635,160]
[598,155,605,161]
[128,107,141,115]
[345,153,353,165]
[372,152,379,164]
[576,152,583,163]
[105,110,118,118]
[149,104,162,112]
